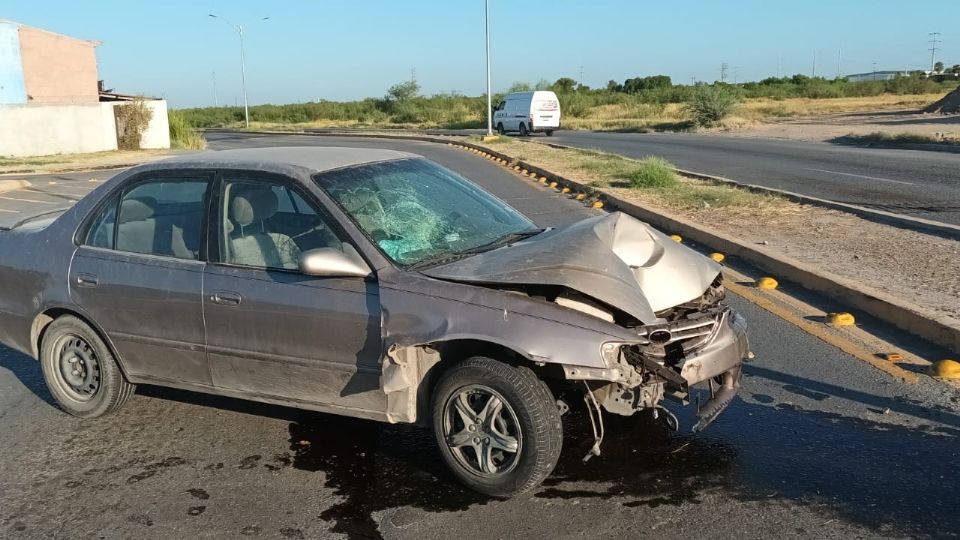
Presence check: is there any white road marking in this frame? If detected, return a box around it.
[0,208,18,213]
[802,167,914,186]
[0,195,57,204]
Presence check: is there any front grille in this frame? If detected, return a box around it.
[638,307,726,359]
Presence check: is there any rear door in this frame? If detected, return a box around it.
[70,172,212,385]
[202,172,385,412]
[532,93,560,128]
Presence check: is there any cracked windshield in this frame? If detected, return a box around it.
[319,158,537,266]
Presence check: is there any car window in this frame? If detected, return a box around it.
[113,179,209,260]
[85,196,118,249]
[220,178,344,271]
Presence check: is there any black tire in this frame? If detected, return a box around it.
[496,123,505,135]
[545,130,554,137]
[518,123,529,136]
[432,357,562,497]
[39,315,135,418]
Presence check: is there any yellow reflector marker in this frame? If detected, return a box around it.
[549,181,558,188]
[513,166,521,170]
[885,353,904,362]
[592,201,604,209]
[520,169,528,174]
[930,359,960,379]
[670,235,682,243]
[827,312,856,326]
[709,252,725,263]
[756,277,778,290]
[561,187,571,193]
[575,193,586,201]
[539,176,548,182]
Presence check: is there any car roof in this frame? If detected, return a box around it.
[153,146,418,174]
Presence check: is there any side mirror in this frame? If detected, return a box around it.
[299,245,371,278]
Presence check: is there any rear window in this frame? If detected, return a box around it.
[534,99,559,112]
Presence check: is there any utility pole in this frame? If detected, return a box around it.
[720,62,728,82]
[811,51,817,78]
[837,46,842,78]
[411,67,417,83]
[929,32,941,71]
[212,70,219,107]
[484,0,493,136]
[579,65,584,87]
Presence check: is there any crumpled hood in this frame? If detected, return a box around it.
[423,212,721,324]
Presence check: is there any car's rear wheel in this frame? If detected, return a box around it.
[432,357,562,497]
[496,123,505,135]
[518,123,529,136]
[545,130,554,136]
[40,315,135,418]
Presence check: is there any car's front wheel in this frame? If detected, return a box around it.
[39,315,135,418]
[518,123,529,136]
[432,357,562,497]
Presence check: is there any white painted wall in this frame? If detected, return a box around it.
[0,99,170,157]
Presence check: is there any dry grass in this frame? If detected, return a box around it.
[0,149,173,173]
[471,137,785,213]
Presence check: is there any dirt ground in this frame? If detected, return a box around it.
[610,189,960,322]
[722,108,960,143]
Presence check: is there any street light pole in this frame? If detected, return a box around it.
[484,0,493,136]
[210,14,268,128]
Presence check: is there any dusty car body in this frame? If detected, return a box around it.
[0,147,749,496]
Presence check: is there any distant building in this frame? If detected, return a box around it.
[844,70,911,82]
[0,19,100,104]
[0,20,169,157]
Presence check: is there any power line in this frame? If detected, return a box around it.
[929,32,941,71]
[720,62,728,82]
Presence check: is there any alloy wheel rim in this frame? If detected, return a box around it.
[443,384,522,477]
[53,334,102,402]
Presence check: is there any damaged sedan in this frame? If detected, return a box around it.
[0,147,749,497]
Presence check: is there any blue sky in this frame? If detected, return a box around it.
[6,0,959,107]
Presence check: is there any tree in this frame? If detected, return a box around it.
[606,79,623,92]
[934,61,945,73]
[386,79,420,102]
[552,77,577,93]
[534,79,552,91]
[507,81,532,93]
[950,64,960,75]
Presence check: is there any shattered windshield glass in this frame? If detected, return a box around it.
[316,158,538,266]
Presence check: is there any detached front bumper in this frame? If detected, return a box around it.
[678,309,749,431]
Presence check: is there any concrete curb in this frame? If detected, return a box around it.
[217,128,960,352]
[834,140,960,155]
[533,140,960,241]
[0,179,31,194]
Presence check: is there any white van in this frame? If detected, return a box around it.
[493,91,561,136]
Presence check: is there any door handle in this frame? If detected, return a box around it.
[211,291,242,306]
[76,273,99,288]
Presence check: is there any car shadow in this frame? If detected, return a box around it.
[0,345,56,406]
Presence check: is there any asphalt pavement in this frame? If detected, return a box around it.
[1,133,958,539]
[544,131,960,225]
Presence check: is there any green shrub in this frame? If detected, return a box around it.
[168,111,206,149]
[625,157,678,188]
[684,85,739,127]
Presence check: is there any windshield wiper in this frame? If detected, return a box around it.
[408,229,543,270]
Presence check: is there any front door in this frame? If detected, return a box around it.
[202,174,384,412]
[69,173,212,385]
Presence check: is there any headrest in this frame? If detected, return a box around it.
[118,197,156,223]
[230,185,278,227]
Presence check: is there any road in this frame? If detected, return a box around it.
[418,128,960,226]
[549,132,960,224]
[1,132,958,539]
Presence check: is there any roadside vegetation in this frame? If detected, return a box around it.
[472,137,784,212]
[176,72,957,133]
[168,110,207,149]
[840,131,960,146]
